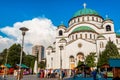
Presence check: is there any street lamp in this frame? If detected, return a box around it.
[59,45,63,80]
[18,27,28,80]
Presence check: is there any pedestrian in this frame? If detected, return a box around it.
[13,69,17,77]
[62,71,65,79]
[47,70,51,78]
[91,69,97,80]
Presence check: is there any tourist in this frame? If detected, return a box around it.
[91,69,97,80]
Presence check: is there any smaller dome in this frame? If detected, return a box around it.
[116,33,120,38]
[57,23,66,30]
[72,26,95,34]
[73,8,99,18]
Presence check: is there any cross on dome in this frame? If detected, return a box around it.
[83,3,87,8]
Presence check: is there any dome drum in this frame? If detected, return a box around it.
[68,8,103,26]
[69,15,103,26]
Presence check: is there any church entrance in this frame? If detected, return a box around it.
[69,55,75,69]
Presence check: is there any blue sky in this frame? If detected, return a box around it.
[0,0,120,29]
[0,0,120,53]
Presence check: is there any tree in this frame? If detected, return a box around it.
[8,43,25,66]
[38,61,46,69]
[0,48,8,64]
[97,51,108,67]
[105,41,119,58]
[85,52,96,67]
[77,60,83,67]
[23,55,36,68]
[0,43,26,66]
[97,41,120,67]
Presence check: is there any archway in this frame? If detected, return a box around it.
[69,55,75,69]
[77,52,84,62]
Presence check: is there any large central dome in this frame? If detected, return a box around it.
[73,8,99,18]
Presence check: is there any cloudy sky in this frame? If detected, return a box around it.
[0,0,120,53]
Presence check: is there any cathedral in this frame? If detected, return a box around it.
[46,4,120,70]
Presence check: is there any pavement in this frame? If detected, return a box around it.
[0,75,59,80]
[0,75,113,80]
[64,77,113,80]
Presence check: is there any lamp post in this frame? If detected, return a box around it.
[18,27,28,80]
[59,45,63,80]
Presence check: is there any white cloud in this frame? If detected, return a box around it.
[0,17,57,54]
[0,36,14,52]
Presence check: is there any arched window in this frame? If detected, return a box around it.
[51,57,53,61]
[92,17,94,21]
[59,30,63,36]
[96,17,98,22]
[102,42,104,48]
[82,17,84,21]
[85,34,87,39]
[116,39,118,44]
[90,34,92,39]
[80,34,82,39]
[76,34,78,39]
[72,35,74,40]
[48,51,50,55]
[100,42,104,48]
[77,52,84,61]
[74,19,76,23]
[94,34,95,39]
[100,43,102,48]
[78,18,80,22]
[69,56,74,62]
[87,16,89,21]
[106,25,111,31]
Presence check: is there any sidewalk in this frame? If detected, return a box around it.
[0,75,59,80]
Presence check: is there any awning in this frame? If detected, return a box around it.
[0,64,6,68]
[17,64,29,68]
[109,59,120,67]
[4,64,12,68]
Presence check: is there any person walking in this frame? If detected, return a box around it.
[92,69,97,80]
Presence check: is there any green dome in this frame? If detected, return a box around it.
[72,26,95,33]
[73,8,99,17]
[116,33,120,38]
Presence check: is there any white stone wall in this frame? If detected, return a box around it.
[63,39,96,69]
[46,14,120,69]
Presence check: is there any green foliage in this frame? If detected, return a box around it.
[0,43,37,69]
[38,61,46,69]
[23,55,36,69]
[105,41,119,58]
[97,41,120,67]
[77,60,83,67]
[30,59,36,69]
[97,51,108,67]
[7,44,22,66]
[0,48,8,64]
[85,52,96,67]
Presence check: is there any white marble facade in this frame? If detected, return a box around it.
[46,6,120,70]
